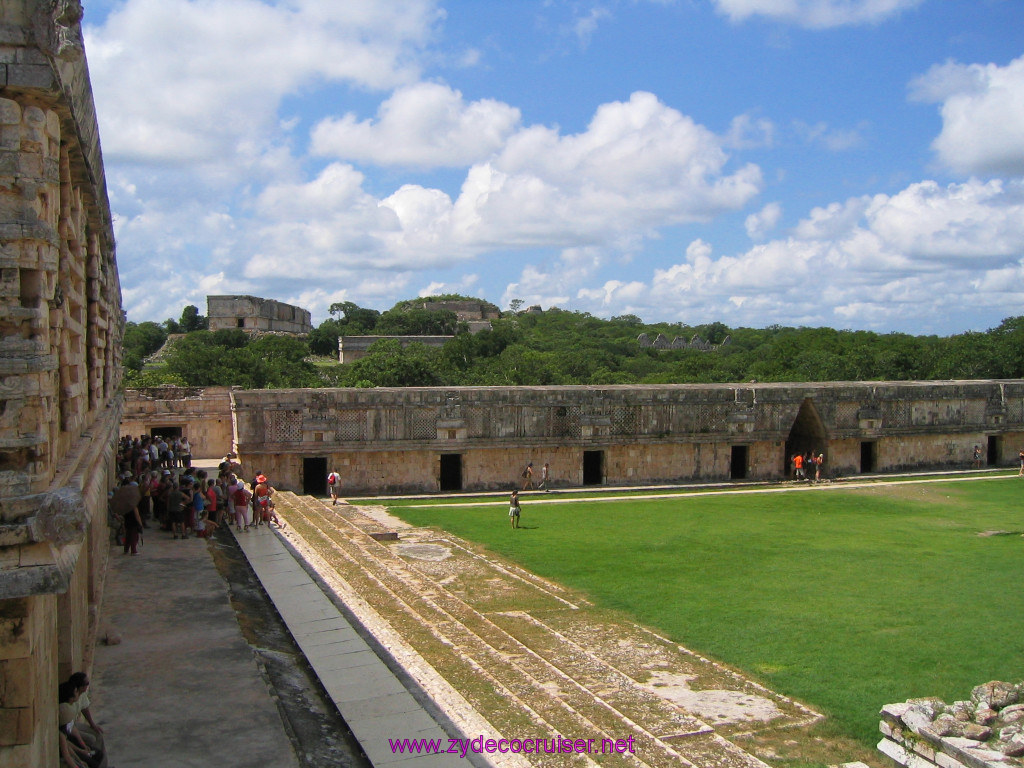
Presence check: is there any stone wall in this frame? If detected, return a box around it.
[879,682,1024,768]
[229,381,1024,494]
[207,294,311,334]
[0,3,121,766]
[338,335,454,363]
[121,386,234,458]
[417,299,499,320]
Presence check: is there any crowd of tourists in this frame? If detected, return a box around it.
[111,436,285,554]
[791,451,825,482]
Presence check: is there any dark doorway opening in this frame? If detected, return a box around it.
[303,457,327,496]
[783,398,828,477]
[439,454,462,491]
[860,441,875,474]
[583,450,604,486]
[149,426,182,439]
[987,435,999,466]
[730,445,748,480]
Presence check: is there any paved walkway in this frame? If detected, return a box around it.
[92,531,300,768]
[91,508,464,767]
[231,524,463,767]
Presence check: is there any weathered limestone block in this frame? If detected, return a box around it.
[974,683,1020,711]
[880,682,1024,768]
[0,657,32,707]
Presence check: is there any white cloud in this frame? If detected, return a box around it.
[449,92,762,246]
[712,0,924,28]
[311,83,521,168]
[85,0,440,166]
[745,202,783,240]
[572,7,612,48]
[724,114,775,149]
[911,55,1024,177]
[567,178,1024,331]
[418,275,479,297]
[246,92,762,284]
[793,120,865,151]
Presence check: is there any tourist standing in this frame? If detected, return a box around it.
[509,490,521,529]
[232,479,252,532]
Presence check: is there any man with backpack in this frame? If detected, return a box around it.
[327,470,341,505]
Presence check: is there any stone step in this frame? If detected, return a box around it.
[283,494,638,767]
[278,492,775,768]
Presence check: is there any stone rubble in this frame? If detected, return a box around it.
[879,681,1024,768]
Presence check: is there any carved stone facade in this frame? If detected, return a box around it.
[207,294,311,335]
[219,380,1024,496]
[0,3,121,766]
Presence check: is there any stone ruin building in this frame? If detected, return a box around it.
[207,294,312,335]
[124,379,1024,499]
[338,334,453,363]
[337,299,499,362]
[417,298,498,333]
[0,7,1017,767]
[637,332,731,351]
[0,3,122,766]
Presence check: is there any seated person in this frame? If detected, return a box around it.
[58,682,102,768]
[67,672,104,752]
[195,510,220,538]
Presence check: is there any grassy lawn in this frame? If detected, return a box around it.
[387,477,1024,747]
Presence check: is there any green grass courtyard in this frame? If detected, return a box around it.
[387,476,1024,747]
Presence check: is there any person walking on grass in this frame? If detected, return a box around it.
[509,490,521,529]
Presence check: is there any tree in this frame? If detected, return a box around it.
[122,321,168,371]
[327,301,381,332]
[308,318,346,357]
[178,304,208,333]
[343,340,441,387]
[375,307,458,336]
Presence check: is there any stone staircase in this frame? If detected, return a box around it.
[275,491,819,768]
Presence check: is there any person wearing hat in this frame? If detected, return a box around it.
[252,474,274,527]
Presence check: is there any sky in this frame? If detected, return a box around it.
[81,0,1024,335]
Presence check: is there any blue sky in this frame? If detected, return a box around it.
[82,0,1024,334]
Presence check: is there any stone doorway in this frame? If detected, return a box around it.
[783,398,827,476]
[860,441,876,473]
[303,457,328,496]
[987,435,1000,466]
[439,454,462,491]
[583,450,604,485]
[731,445,748,480]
